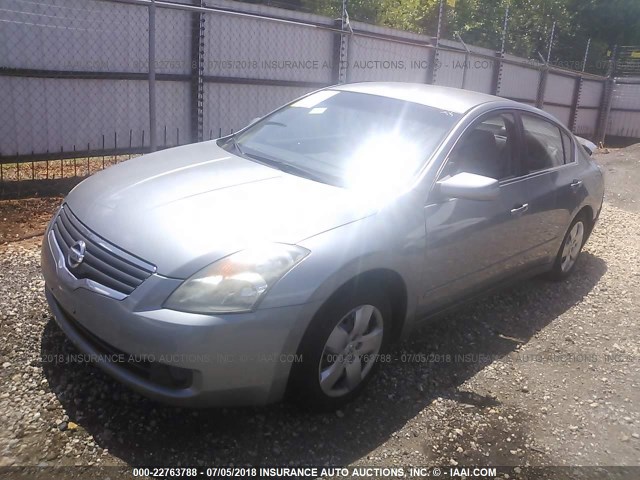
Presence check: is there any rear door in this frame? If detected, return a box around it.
[554,130,587,230]
[516,112,578,265]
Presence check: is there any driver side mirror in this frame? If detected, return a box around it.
[437,172,500,201]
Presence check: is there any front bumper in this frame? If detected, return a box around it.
[41,228,322,407]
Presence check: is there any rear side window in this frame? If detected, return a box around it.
[521,114,564,172]
[561,131,574,164]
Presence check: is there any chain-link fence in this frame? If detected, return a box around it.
[0,0,634,192]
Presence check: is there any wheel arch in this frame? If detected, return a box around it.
[305,268,409,346]
[575,204,595,242]
[342,268,408,343]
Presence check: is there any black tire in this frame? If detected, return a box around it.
[289,283,392,411]
[547,211,589,281]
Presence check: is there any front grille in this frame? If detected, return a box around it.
[51,205,156,296]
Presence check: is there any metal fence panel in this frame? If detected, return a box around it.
[433,50,466,88]
[202,83,313,139]
[574,108,599,137]
[611,82,640,110]
[498,63,540,102]
[347,36,429,83]
[462,53,494,93]
[0,0,149,72]
[608,82,640,138]
[156,80,192,147]
[580,79,604,107]
[544,73,575,105]
[204,13,334,83]
[155,6,192,75]
[0,76,152,156]
[206,0,332,25]
[542,105,572,127]
[607,110,640,138]
[0,0,153,158]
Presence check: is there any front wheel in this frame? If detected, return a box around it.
[548,213,588,280]
[290,286,392,411]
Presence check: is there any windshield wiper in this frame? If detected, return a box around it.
[223,137,342,186]
[261,121,286,128]
[243,152,341,186]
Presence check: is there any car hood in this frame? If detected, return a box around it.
[66,140,374,277]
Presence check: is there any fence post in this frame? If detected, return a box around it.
[491,51,503,96]
[596,78,615,145]
[148,0,157,152]
[190,0,205,143]
[595,45,617,145]
[536,63,548,109]
[331,19,343,84]
[569,75,582,133]
[331,0,350,84]
[425,46,438,85]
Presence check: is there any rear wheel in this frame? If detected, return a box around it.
[290,285,391,411]
[548,212,588,280]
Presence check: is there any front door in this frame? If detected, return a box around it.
[420,111,529,314]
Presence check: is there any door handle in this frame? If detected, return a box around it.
[510,203,529,215]
[570,179,583,191]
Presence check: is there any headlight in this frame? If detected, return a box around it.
[164,244,309,314]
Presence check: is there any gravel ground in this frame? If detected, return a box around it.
[595,144,640,213]
[0,147,639,476]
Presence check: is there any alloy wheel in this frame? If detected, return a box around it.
[561,220,585,273]
[318,304,384,397]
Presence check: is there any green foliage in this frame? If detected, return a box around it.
[376,0,440,34]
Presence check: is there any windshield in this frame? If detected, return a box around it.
[220,90,460,190]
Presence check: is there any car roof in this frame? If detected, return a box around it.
[332,82,519,115]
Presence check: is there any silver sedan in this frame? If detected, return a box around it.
[41,82,604,410]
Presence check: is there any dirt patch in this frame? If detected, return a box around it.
[0,197,62,243]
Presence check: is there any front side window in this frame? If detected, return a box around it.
[220,90,460,190]
[442,112,517,181]
[521,114,565,172]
